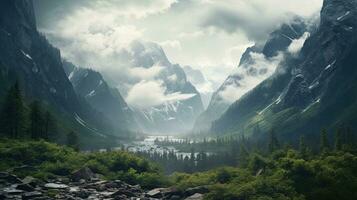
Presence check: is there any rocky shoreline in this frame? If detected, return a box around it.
[0,168,207,200]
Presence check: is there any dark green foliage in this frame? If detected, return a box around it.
[0,140,167,189]
[66,131,80,151]
[268,129,280,153]
[173,150,357,200]
[43,111,57,141]
[29,101,43,140]
[0,81,26,138]
[335,127,343,151]
[0,83,58,142]
[320,128,329,153]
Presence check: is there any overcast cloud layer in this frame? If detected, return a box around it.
[33,0,323,108]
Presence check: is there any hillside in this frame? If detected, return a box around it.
[212,0,357,144]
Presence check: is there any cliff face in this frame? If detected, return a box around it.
[117,41,204,134]
[212,0,357,142]
[194,18,308,132]
[0,0,115,142]
[63,61,139,133]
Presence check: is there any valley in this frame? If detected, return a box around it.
[1,0,357,199]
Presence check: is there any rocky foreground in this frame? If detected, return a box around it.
[0,168,207,200]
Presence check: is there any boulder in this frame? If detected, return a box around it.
[185,193,204,200]
[146,188,164,198]
[146,187,181,199]
[184,186,209,196]
[44,183,68,189]
[22,176,39,187]
[22,191,43,200]
[0,172,22,184]
[16,183,34,192]
[111,188,136,198]
[71,167,96,182]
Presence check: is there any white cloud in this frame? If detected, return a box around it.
[219,52,284,103]
[36,0,323,109]
[126,80,196,108]
[201,0,322,41]
[159,40,182,50]
[178,31,205,39]
[288,32,310,55]
[93,0,177,19]
[129,65,164,81]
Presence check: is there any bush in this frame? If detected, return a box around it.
[0,139,166,189]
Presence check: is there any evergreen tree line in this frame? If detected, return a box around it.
[138,127,356,174]
[0,81,57,140]
[0,82,80,150]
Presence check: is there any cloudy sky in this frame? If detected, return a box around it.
[33,0,323,108]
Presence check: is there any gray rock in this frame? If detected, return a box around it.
[16,183,34,192]
[0,172,22,184]
[22,176,39,187]
[22,191,43,200]
[184,186,209,196]
[44,183,68,189]
[71,167,96,182]
[3,187,24,195]
[146,188,164,198]
[185,193,204,200]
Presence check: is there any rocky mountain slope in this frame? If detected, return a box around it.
[194,17,309,132]
[63,61,140,133]
[0,0,115,146]
[212,0,357,143]
[113,41,204,134]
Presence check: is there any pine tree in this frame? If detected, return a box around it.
[67,131,80,151]
[299,135,308,158]
[334,127,343,151]
[29,101,43,140]
[238,142,249,167]
[43,111,57,141]
[320,128,329,153]
[268,129,279,153]
[0,81,26,138]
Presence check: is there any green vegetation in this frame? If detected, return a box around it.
[0,81,356,199]
[0,82,58,141]
[0,139,167,189]
[172,149,357,200]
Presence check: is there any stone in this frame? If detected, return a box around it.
[146,188,164,198]
[111,188,136,198]
[44,183,68,189]
[22,176,39,187]
[22,191,43,200]
[0,193,6,200]
[71,167,96,182]
[185,193,204,200]
[0,172,22,184]
[3,187,24,195]
[16,183,35,192]
[184,186,209,196]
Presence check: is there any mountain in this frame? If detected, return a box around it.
[62,61,139,133]
[114,41,204,134]
[0,0,116,148]
[194,17,309,132]
[212,0,357,143]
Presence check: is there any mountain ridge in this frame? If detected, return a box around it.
[212,0,357,143]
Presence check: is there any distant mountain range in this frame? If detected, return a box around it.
[117,41,204,134]
[0,0,131,148]
[194,17,311,132]
[211,0,357,143]
[0,0,204,139]
[62,61,139,133]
